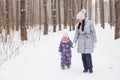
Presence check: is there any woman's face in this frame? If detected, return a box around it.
[77,19,83,23]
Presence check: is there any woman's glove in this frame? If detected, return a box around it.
[94,43,97,48]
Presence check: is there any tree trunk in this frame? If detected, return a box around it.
[6,0,10,35]
[109,0,115,27]
[20,0,27,41]
[63,0,68,29]
[0,3,1,33]
[29,0,33,28]
[0,14,2,33]
[29,0,32,27]
[26,0,29,28]
[51,0,57,32]
[112,0,115,26]
[77,0,82,12]
[58,0,61,30]
[1,0,6,30]
[87,0,92,20]
[71,0,76,30]
[9,0,14,30]
[99,0,105,28]
[95,0,99,24]
[82,0,87,9]
[32,0,35,27]
[0,0,4,33]
[16,0,20,31]
[68,0,72,31]
[43,0,48,35]
[115,0,120,39]
[39,0,41,30]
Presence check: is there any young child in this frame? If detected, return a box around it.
[58,32,73,70]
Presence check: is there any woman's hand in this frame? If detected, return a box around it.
[73,43,77,48]
[94,43,97,48]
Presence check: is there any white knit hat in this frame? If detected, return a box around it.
[76,9,87,19]
[63,32,68,38]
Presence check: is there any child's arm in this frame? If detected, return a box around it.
[90,22,97,43]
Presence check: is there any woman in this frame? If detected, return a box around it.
[73,9,97,73]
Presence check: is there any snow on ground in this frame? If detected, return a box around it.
[0,24,120,80]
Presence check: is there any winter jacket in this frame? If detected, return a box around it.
[73,18,97,53]
[59,38,73,55]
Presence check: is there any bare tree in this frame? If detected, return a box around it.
[95,0,99,24]
[109,0,115,27]
[29,0,33,28]
[58,0,61,30]
[112,0,115,26]
[51,0,57,32]
[87,0,92,20]
[39,0,41,30]
[9,0,14,30]
[68,0,72,31]
[104,2,109,23]
[26,0,29,28]
[16,0,20,31]
[71,0,76,30]
[0,9,2,33]
[43,0,48,35]
[82,0,87,9]
[20,0,27,41]
[76,0,82,12]
[109,0,112,27]
[0,0,4,33]
[32,0,35,27]
[63,0,68,29]
[29,0,31,27]
[115,0,120,39]
[0,0,6,34]
[99,0,105,28]
[6,0,10,35]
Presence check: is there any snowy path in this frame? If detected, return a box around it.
[0,24,120,80]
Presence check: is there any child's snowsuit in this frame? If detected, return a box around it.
[58,37,73,68]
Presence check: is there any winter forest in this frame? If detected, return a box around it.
[0,0,120,80]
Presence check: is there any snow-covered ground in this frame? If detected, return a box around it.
[0,24,120,80]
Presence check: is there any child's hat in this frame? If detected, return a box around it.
[63,32,68,38]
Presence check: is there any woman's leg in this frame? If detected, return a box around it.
[85,54,93,73]
[82,54,88,71]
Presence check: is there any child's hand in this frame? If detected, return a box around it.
[73,43,76,47]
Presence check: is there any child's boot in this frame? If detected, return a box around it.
[61,67,65,70]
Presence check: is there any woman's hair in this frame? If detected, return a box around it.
[77,19,85,31]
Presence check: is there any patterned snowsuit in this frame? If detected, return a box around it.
[58,38,73,68]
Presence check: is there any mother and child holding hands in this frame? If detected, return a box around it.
[58,9,97,73]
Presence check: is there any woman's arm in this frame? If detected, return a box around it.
[73,24,79,43]
[90,22,97,43]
